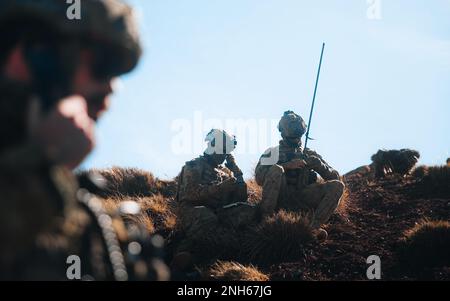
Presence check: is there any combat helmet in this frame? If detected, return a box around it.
[0,0,142,79]
[204,129,237,155]
[278,110,307,138]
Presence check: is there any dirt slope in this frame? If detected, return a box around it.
[79,167,450,280]
[268,174,450,280]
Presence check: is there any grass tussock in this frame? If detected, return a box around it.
[400,220,450,270]
[101,194,177,236]
[242,210,314,265]
[423,166,450,187]
[246,179,262,205]
[371,149,420,178]
[413,165,450,196]
[139,194,177,234]
[411,165,429,179]
[77,167,177,199]
[207,261,269,281]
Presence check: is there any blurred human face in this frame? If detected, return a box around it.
[71,50,115,121]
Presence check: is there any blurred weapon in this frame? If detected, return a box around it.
[77,172,170,281]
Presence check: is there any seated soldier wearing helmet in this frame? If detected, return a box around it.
[255,111,344,239]
[175,129,256,262]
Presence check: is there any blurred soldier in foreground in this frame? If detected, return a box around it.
[255,111,344,238]
[0,0,168,280]
[175,129,256,263]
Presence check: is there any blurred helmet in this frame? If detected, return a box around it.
[0,0,142,77]
[278,110,307,138]
[204,129,237,155]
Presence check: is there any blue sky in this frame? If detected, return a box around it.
[82,0,450,179]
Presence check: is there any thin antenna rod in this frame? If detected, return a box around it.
[304,42,325,150]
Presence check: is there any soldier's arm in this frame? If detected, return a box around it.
[225,154,244,183]
[304,148,340,180]
[178,164,224,207]
[254,147,279,186]
[255,159,270,186]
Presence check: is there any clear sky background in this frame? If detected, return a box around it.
[82,0,450,180]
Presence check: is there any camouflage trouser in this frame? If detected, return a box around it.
[296,181,344,228]
[176,204,257,255]
[259,164,344,229]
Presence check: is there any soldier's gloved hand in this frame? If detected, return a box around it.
[306,155,322,170]
[218,177,237,194]
[29,96,95,169]
[283,159,307,170]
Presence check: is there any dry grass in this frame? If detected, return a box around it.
[423,166,450,186]
[371,149,420,178]
[399,220,450,270]
[139,194,177,234]
[413,165,450,196]
[246,179,262,205]
[242,210,314,265]
[207,261,269,281]
[100,194,177,236]
[335,184,350,218]
[411,165,429,179]
[77,167,177,199]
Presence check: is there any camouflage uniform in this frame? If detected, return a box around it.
[0,0,168,281]
[255,111,344,229]
[0,149,124,280]
[176,130,256,256]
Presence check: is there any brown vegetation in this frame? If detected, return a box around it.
[371,149,420,178]
[242,210,314,265]
[412,165,450,197]
[207,261,269,281]
[399,220,450,271]
[77,167,177,199]
[246,179,262,205]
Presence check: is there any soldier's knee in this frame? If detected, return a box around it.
[181,206,218,230]
[327,180,345,198]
